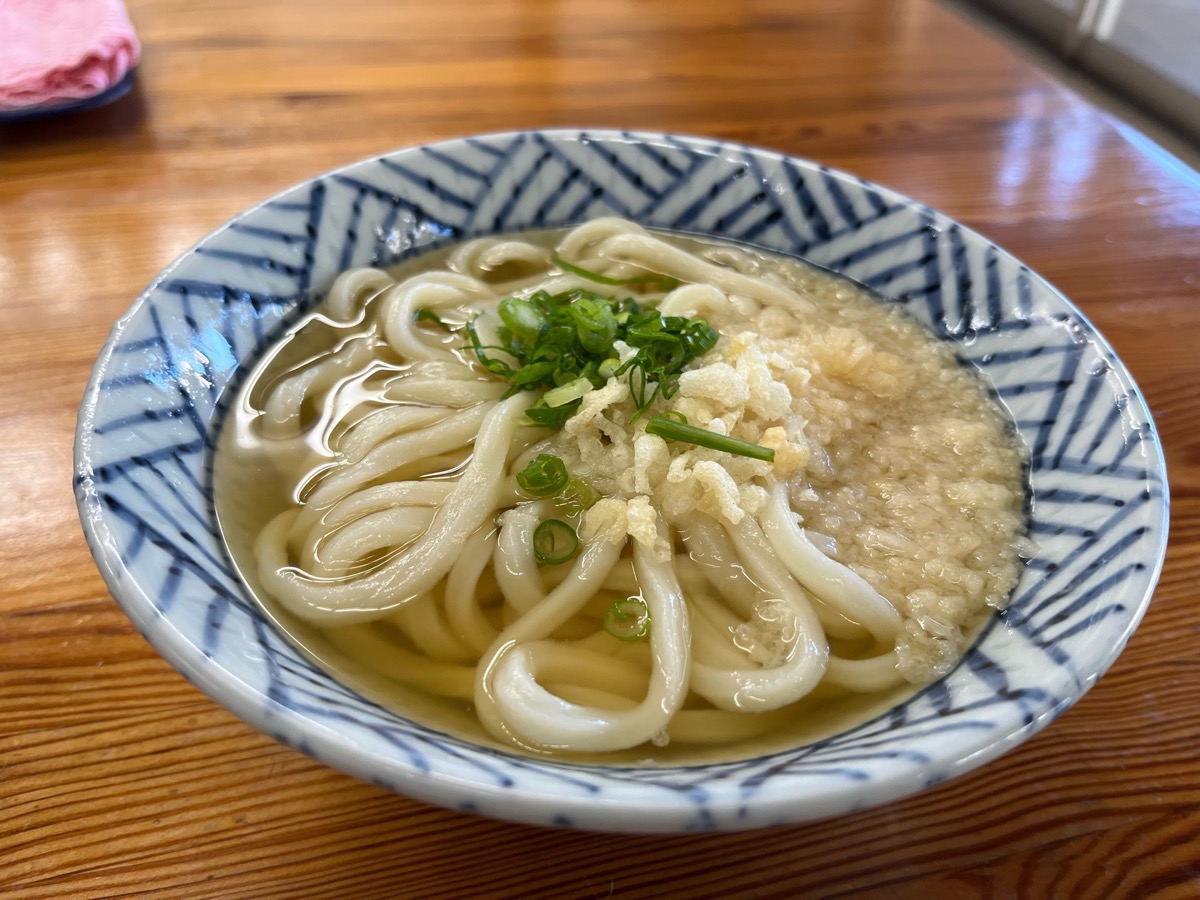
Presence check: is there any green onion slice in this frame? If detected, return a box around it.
[516,454,570,496]
[597,357,621,379]
[556,476,600,515]
[542,376,594,409]
[604,597,651,641]
[413,307,452,330]
[645,414,775,462]
[525,399,581,430]
[567,296,619,354]
[498,297,546,342]
[552,255,678,292]
[532,519,579,566]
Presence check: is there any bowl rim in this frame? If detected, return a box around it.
[74,128,1170,831]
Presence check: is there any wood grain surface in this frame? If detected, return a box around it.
[2,0,1199,896]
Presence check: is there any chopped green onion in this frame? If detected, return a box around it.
[498,297,546,342]
[543,377,594,408]
[464,319,515,379]
[604,597,651,641]
[525,400,581,430]
[413,308,452,330]
[645,414,775,462]
[511,359,558,387]
[533,519,579,566]
[557,476,600,515]
[551,255,679,292]
[464,283,720,428]
[516,454,569,497]
[567,296,618,354]
[658,410,688,424]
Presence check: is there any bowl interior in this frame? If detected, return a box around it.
[75,130,1168,831]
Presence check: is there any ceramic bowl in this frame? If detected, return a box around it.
[74,129,1168,832]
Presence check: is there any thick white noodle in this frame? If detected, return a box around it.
[658,283,733,319]
[262,335,376,439]
[481,536,691,752]
[387,590,476,664]
[757,489,904,688]
[519,646,650,702]
[474,537,623,745]
[305,403,488,509]
[553,217,650,263]
[681,520,761,618]
[824,652,905,691]
[443,527,501,654]
[379,272,489,362]
[304,507,435,576]
[288,480,454,565]
[306,481,453,531]
[323,623,475,699]
[384,376,506,408]
[688,590,760,669]
[494,502,548,616]
[760,482,902,644]
[447,238,552,280]
[338,406,454,463]
[257,393,533,624]
[255,508,301,582]
[322,268,394,322]
[304,508,436,578]
[687,516,829,712]
[691,498,865,643]
[596,231,817,314]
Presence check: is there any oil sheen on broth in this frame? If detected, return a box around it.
[214,218,1030,766]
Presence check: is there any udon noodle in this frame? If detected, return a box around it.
[215,218,1029,762]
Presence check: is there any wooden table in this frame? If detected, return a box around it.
[3,0,1198,895]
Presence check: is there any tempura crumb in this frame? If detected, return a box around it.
[553,237,1026,685]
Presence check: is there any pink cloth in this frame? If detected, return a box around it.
[0,0,140,110]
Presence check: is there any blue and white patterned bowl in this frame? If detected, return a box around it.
[74,130,1168,832]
